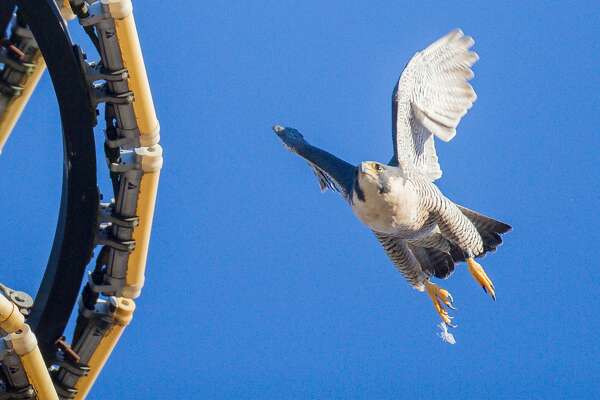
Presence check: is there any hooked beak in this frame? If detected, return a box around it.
[360,163,377,176]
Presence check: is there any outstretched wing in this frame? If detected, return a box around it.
[273,125,356,201]
[391,29,478,181]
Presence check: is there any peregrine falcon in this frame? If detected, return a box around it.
[273,29,511,336]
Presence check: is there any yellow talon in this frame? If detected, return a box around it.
[424,280,456,327]
[466,257,496,300]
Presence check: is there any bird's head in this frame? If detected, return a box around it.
[353,161,395,202]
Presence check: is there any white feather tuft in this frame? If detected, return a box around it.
[438,322,456,344]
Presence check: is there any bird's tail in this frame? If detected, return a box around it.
[450,206,511,260]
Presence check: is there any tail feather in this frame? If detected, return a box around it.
[409,244,455,279]
[458,205,511,234]
[456,205,511,259]
[402,206,510,279]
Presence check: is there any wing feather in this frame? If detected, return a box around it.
[273,125,356,201]
[391,29,479,181]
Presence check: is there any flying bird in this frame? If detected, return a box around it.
[272,29,510,337]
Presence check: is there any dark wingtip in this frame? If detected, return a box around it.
[272,124,308,154]
[497,222,512,234]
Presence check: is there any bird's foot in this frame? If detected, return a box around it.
[424,280,456,327]
[466,257,496,300]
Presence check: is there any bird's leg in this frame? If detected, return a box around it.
[424,280,456,327]
[466,257,496,300]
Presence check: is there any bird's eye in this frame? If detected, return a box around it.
[374,164,382,172]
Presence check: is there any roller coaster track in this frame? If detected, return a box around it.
[0,1,161,398]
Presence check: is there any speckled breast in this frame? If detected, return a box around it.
[351,179,434,237]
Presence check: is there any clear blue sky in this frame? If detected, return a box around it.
[1,1,599,398]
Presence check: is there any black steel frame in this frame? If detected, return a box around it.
[14,0,98,362]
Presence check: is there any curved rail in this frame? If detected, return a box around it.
[15,0,98,361]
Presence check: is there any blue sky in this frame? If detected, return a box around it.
[1,1,600,398]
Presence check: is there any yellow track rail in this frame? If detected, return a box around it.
[0,52,45,154]
[1,295,59,400]
[74,1,163,396]
[106,0,163,300]
[73,298,135,399]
